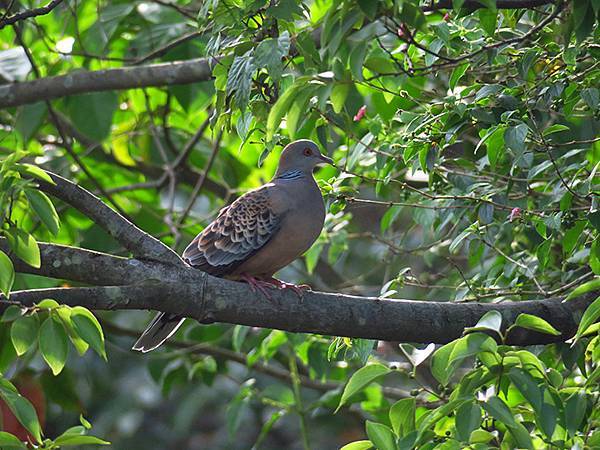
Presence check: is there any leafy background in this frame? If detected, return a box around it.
[0,0,599,448]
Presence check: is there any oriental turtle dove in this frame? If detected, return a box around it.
[133,139,333,352]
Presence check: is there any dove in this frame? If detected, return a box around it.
[133,139,333,352]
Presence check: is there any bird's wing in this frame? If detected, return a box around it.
[182,185,281,276]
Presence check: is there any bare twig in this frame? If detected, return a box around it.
[176,130,223,227]
[422,0,554,11]
[0,0,64,30]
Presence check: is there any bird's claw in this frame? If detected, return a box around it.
[241,275,311,299]
[240,274,275,300]
[265,278,311,297]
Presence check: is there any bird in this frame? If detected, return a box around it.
[133,139,333,352]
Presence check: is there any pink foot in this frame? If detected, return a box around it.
[264,277,311,297]
[240,274,275,300]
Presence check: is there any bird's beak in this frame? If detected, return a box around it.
[318,154,334,165]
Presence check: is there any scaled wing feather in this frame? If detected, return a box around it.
[182,187,280,276]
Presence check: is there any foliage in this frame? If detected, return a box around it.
[0,0,599,448]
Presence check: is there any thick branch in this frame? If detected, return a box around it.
[0,238,176,286]
[0,57,216,108]
[39,171,182,265]
[4,272,594,345]
[422,0,553,11]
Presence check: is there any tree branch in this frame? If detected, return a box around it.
[421,0,554,12]
[38,171,183,265]
[0,0,64,30]
[0,57,217,108]
[3,263,594,345]
[0,238,176,286]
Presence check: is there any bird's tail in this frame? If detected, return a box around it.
[132,312,185,353]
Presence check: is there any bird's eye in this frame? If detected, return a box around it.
[303,148,312,156]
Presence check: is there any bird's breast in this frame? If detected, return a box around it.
[231,180,326,277]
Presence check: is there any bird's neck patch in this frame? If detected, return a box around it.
[276,169,305,180]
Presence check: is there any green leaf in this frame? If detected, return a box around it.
[340,440,373,450]
[39,316,69,375]
[563,221,585,256]
[15,102,46,144]
[543,124,570,136]
[349,41,367,81]
[464,310,502,335]
[481,396,533,448]
[399,343,435,369]
[37,299,60,309]
[268,0,303,20]
[574,295,600,341]
[508,368,542,412]
[254,31,290,81]
[54,435,110,446]
[504,123,528,155]
[266,79,307,140]
[336,363,391,412]
[478,9,497,36]
[259,329,287,361]
[358,0,378,19]
[449,229,472,254]
[449,63,469,91]
[476,0,497,10]
[24,189,60,235]
[304,242,323,275]
[0,431,26,449]
[2,305,23,322]
[0,378,42,444]
[226,51,256,111]
[476,126,505,169]
[70,307,106,360]
[565,392,587,437]
[66,92,118,142]
[381,206,402,233]
[365,421,396,450]
[565,277,600,300]
[431,340,458,386]
[455,402,482,442]
[10,315,39,356]
[581,87,599,109]
[511,313,561,336]
[15,164,55,185]
[0,250,15,296]
[389,398,415,436]
[331,83,350,114]
[432,333,497,385]
[6,228,40,269]
[469,429,494,444]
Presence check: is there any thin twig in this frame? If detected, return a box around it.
[0,0,64,30]
[176,130,223,227]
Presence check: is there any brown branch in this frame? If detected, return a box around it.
[422,0,554,12]
[0,57,217,108]
[38,171,183,265]
[3,270,595,346]
[0,0,64,30]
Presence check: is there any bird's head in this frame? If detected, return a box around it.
[276,139,333,176]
